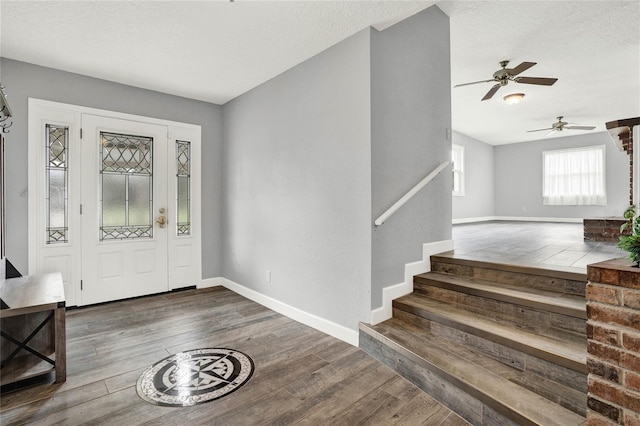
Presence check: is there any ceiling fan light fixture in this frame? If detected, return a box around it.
[503,93,525,105]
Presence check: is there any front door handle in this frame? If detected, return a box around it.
[156,215,167,228]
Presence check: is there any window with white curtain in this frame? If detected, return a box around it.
[542,145,606,206]
[452,144,465,196]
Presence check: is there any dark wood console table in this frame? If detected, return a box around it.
[0,272,66,390]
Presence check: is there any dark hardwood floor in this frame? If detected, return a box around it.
[4,221,611,424]
[0,287,469,425]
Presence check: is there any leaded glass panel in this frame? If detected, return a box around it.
[176,140,190,236]
[100,132,153,241]
[102,174,126,227]
[46,125,68,244]
[128,175,151,226]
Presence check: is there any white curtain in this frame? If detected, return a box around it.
[543,145,607,206]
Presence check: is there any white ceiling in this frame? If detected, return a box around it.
[1,1,639,145]
[440,0,640,145]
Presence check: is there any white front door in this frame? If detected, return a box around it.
[29,100,202,307]
[80,115,169,304]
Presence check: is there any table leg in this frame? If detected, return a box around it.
[54,306,66,382]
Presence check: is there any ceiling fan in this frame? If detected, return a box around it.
[527,116,596,137]
[454,60,558,101]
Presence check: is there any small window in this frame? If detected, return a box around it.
[176,140,191,236]
[46,125,69,244]
[452,144,465,196]
[542,145,606,206]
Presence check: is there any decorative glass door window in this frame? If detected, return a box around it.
[176,140,191,236]
[46,125,69,243]
[99,132,153,240]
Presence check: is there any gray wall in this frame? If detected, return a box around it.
[0,58,223,278]
[222,30,372,330]
[494,132,629,218]
[370,6,452,308]
[3,6,453,328]
[452,131,495,220]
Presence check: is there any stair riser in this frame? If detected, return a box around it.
[431,260,586,296]
[413,281,586,338]
[360,329,524,426]
[510,377,586,416]
[393,301,586,374]
[393,307,588,395]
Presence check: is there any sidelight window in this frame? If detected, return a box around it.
[176,140,191,236]
[45,125,69,243]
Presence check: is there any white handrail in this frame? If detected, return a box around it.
[374,160,451,227]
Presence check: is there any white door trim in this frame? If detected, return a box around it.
[29,98,202,130]
[28,98,202,306]
[28,104,82,305]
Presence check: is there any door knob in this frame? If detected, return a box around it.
[156,215,167,228]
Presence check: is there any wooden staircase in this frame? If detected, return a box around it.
[360,253,588,426]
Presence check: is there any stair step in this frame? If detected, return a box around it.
[415,272,585,319]
[388,318,586,416]
[414,272,586,339]
[392,307,587,395]
[430,253,587,296]
[360,320,586,425]
[393,294,586,373]
[509,372,585,416]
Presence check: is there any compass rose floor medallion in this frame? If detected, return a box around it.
[136,348,255,407]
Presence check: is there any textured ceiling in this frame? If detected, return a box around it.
[1,1,639,145]
[0,1,432,104]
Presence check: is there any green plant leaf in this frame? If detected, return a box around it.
[624,205,636,219]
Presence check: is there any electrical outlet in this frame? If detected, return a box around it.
[266,270,271,283]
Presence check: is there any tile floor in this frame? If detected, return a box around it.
[451,221,628,273]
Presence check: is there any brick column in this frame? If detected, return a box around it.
[587,258,640,425]
[606,117,640,207]
[629,134,633,207]
[624,133,634,207]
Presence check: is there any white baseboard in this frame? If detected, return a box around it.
[453,216,583,224]
[370,281,405,325]
[219,277,359,347]
[495,216,583,223]
[199,277,224,288]
[452,216,496,224]
[370,239,454,325]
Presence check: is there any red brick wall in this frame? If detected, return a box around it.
[584,219,631,243]
[587,258,640,425]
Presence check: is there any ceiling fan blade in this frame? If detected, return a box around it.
[564,124,596,130]
[515,76,558,86]
[454,79,495,88]
[545,129,558,137]
[526,127,554,133]
[510,61,536,76]
[481,84,501,101]
[565,125,596,131]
